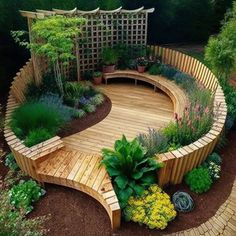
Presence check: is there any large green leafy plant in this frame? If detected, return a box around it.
[101,135,162,208]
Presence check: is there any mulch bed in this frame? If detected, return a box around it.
[58,94,112,138]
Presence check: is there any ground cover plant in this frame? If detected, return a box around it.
[0,165,48,236]
[5,153,19,171]
[0,190,47,236]
[101,135,163,208]
[124,185,176,230]
[185,153,222,193]
[10,180,46,214]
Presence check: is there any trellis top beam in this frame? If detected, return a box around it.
[20,7,155,19]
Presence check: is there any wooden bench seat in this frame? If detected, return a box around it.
[103,70,188,117]
[36,148,121,229]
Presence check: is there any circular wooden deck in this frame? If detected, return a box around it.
[62,82,174,154]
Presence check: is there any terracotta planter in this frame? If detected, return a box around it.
[137,65,146,73]
[93,76,102,85]
[103,64,115,73]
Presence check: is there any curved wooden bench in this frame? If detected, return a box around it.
[103,70,188,118]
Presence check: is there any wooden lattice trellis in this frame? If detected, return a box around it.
[20,7,154,80]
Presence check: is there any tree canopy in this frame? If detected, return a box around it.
[205,1,236,78]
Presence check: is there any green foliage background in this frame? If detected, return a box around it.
[0,0,233,102]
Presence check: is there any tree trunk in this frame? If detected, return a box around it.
[53,60,64,96]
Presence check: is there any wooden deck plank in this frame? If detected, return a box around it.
[63,83,175,153]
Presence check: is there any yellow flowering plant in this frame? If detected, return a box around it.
[124,184,176,230]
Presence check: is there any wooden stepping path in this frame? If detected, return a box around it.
[36,148,121,229]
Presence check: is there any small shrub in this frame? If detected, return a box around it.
[172,191,194,213]
[25,72,62,100]
[185,167,212,194]
[190,86,213,109]
[136,57,149,67]
[205,152,222,166]
[89,94,104,106]
[93,71,102,77]
[5,153,19,171]
[148,64,162,75]
[25,81,42,100]
[10,101,67,145]
[101,135,163,208]
[173,72,197,94]
[160,65,178,79]
[39,93,73,122]
[124,185,176,230]
[207,162,221,181]
[0,190,47,236]
[9,180,46,214]
[83,70,93,81]
[101,47,118,65]
[72,109,86,119]
[83,104,96,113]
[137,128,169,157]
[24,129,53,147]
[41,72,63,94]
[220,78,236,125]
[64,82,86,107]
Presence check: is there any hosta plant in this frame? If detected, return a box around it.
[172,191,194,213]
[101,135,163,208]
[124,185,176,230]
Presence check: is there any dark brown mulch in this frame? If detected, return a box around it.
[58,94,111,138]
[24,130,236,236]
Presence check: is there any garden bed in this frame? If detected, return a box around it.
[25,129,236,235]
[58,94,111,138]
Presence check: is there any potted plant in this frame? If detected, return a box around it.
[136,57,148,73]
[101,48,118,73]
[93,71,102,85]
